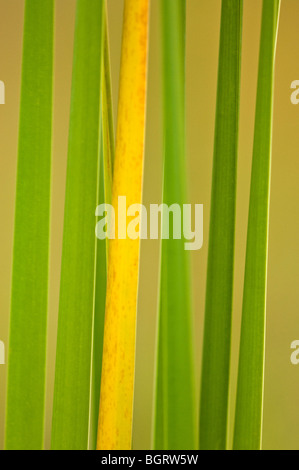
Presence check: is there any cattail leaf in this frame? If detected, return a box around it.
[199,0,243,450]
[153,0,197,451]
[51,0,104,450]
[97,0,149,450]
[5,0,54,450]
[102,8,115,211]
[233,0,281,451]
[89,5,115,450]
[89,132,106,450]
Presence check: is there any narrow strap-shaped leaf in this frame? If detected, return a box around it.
[5,0,54,450]
[153,0,197,450]
[200,0,243,450]
[89,132,106,450]
[102,6,115,210]
[89,5,115,450]
[51,0,104,450]
[97,0,149,450]
[233,0,280,450]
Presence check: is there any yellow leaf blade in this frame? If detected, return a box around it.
[97,0,150,451]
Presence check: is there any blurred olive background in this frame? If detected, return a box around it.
[0,0,299,450]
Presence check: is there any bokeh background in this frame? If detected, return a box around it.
[0,0,299,450]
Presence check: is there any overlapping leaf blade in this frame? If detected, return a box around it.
[51,0,104,450]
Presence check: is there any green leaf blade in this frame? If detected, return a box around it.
[233,0,281,451]
[154,0,197,451]
[5,0,54,450]
[199,0,243,450]
[102,10,115,210]
[89,133,106,450]
[89,9,115,449]
[51,0,104,450]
